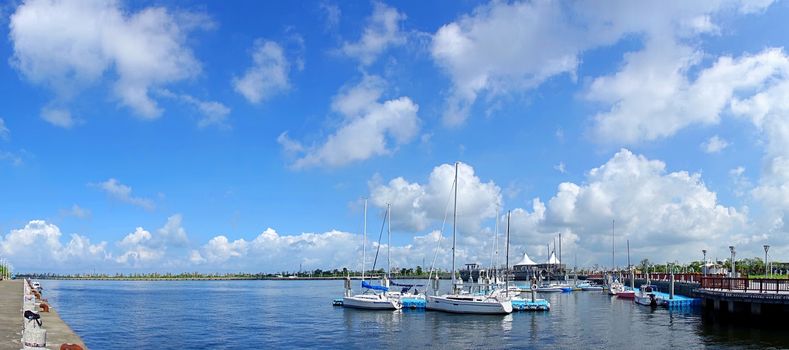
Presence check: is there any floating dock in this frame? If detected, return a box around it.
[512,298,550,311]
[400,297,426,309]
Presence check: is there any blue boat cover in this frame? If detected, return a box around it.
[362,281,389,291]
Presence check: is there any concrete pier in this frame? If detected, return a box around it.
[696,277,789,320]
[0,280,86,350]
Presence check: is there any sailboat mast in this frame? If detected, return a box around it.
[387,203,391,279]
[451,162,458,286]
[506,211,511,289]
[612,219,615,271]
[363,199,367,282]
[492,206,499,276]
[627,239,631,271]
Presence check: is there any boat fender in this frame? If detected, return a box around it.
[60,344,85,350]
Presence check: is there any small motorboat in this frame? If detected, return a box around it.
[577,282,604,291]
[634,285,660,307]
[616,289,636,299]
[535,284,564,293]
[608,281,624,295]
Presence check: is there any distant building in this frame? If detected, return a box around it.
[514,251,566,281]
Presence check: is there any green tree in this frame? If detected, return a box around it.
[639,259,651,271]
[416,266,423,275]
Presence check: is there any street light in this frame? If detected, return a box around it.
[702,249,707,276]
[729,246,736,278]
[764,245,770,277]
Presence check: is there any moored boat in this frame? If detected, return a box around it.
[634,285,660,307]
[426,292,513,314]
[616,289,635,299]
[341,201,401,311]
[425,162,512,315]
[535,284,564,293]
[344,293,401,310]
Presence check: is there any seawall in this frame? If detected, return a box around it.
[0,279,87,349]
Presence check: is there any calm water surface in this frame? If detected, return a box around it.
[41,280,788,349]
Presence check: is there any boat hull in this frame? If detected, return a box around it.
[343,295,401,310]
[634,295,658,307]
[617,291,635,299]
[426,295,513,314]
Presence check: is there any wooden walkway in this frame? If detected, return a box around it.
[0,280,86,349]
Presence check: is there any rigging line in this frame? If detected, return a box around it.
[427,175,457,282]
[370,206,388,275]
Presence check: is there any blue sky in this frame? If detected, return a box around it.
[2,0,789,273]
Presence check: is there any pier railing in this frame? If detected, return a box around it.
[634,273,703,283]
[700,277,789,293]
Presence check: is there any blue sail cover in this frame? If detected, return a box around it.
[361,281,389,291]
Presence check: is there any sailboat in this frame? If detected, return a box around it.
[343,200,401,310]
[616,239,636,299]
[384,204,426,305]
[425,162,513,314]
[607,220,624,296]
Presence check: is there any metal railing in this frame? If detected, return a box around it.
[700,277,789,293]
[634,273,704,283]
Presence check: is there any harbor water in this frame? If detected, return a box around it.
[41,280,788,349]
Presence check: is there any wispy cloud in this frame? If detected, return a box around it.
[92,178,155,210]
[0,117,9,140]
[701,135,729,153]
[233,39,292,104]
[340,2,406,65]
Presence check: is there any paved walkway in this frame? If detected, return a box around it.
[0,280,86,349]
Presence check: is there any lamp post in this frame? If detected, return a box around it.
[764,245,770,277]
[729,246,736,278]
[702,250,707,276]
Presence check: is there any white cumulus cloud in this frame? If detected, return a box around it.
[9,0,208,121]
[0,220,107,268]
[508,149,747,266]
[432,0,774,126]
[281,76,420,169]
[369,162,501,234]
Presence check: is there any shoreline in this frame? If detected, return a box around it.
[24,276,445,281]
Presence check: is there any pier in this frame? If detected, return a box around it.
[0,280,86,350]
[696,277,789,318]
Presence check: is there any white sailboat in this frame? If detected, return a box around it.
[343,200,401,310]
[426,162,513,314]
[384,204,426,304]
